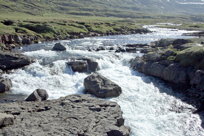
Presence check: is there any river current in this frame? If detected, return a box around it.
[2,25,204,136]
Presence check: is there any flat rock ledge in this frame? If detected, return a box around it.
[0,94,130,136]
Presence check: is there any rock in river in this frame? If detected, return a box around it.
[52,43,66,51]
[25,89,49,101]
[0,51,33,71]
[84,73,122,98]
[0,95,130,136]
[67,58,99,73]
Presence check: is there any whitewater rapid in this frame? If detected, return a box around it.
[3,25,204,136]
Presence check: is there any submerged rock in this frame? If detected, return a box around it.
[25,89,49,102]
[84,73,122,98]
[52,43,66,51]
[0,78,12,93]
[0,51,34,71]
[0,113,14,128]
[0,95,130,136]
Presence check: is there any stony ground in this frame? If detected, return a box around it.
[0,94,130,136]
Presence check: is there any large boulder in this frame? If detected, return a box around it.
[52,43,66,51]
[25,89,48,101]
[0,78,12,93]
[0,51,34,71]
[0,113,14,128]
[0,95,130,135]
[67,58,99,73]
[84,73,122,98]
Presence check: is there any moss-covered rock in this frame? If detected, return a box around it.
[176,46,204,69]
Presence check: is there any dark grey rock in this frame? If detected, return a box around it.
[96,46,106,51]
[153,39,173,47]
[0,78,12,93]
[162,50,176,58]
[130,57,145,72]
[22,38,32,45]
[172,39,192,46]
[13,35,22,44]
[125,44,149,48]
[150,62,166,78]
[125,47,138,53]
[115,47,126,53]
[85,58,99,73]
[0,95,130,136]
[0,113,14,128]
[107,129,125,136]
[25,89,48,101]
[67,58,99,73]
[52,43,66,51]
[84,73,122,98]
[143,53,162,62]
[191,70,204,90]
[162,64,187,84]
[0,51,34,71]
[68,60,88,73]
[130,57,187,85]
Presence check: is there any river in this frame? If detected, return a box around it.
[2,24,204,136]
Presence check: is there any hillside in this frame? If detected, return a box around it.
[1,0,204,50]
[0,0,204,18]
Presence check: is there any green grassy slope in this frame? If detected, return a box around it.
[1,0,204,18]
[0,0,204,46]
[0,0,147,18]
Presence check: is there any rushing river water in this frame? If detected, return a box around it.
[2,25,204,136]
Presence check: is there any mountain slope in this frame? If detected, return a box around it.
[0,0,203,18]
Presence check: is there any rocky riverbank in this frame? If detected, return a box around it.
[0,43,130,135]
[0,19,151,50]
[130,38,204,108]
[0,94,130,136]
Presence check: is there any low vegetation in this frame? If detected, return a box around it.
[0,15,147,40]
[176,46,204,69]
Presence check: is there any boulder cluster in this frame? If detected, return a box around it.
[0,42,128,135]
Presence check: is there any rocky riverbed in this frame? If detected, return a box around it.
[1,25,204,136]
